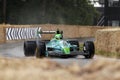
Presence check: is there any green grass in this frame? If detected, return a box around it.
[95,50,120,58]
[79,43,84,51]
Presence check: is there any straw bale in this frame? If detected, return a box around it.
[95,28,120,53]
[0,57,120,80]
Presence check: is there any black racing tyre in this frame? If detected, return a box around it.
[68,40,79,51]
[83,41,95,59]
[35,41,46,58]
[24,41,36,56]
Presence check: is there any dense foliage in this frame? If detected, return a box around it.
[0,0,99,25]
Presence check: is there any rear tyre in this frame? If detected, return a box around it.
[24,41,36,56]
[35,41,46,58]
[83,41,95,59]
[68,40,79,51]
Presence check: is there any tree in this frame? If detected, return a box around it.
[2,0,99,25]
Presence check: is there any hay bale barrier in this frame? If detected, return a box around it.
[0,24,104,43]
[0,57,120,80]
[0,25,6,43]
[95,28,120,58]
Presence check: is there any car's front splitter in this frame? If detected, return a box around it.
[47,51,88,57]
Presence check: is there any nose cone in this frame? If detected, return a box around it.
[63,47,70,54]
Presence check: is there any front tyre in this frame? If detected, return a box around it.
[35,41,46,58]
[24,41,36,56]
[83,41,95,59]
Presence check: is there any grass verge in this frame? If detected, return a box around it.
[95,50,120,58]
[79,43,84,51]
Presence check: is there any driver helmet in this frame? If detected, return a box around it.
[55,34,61,40]
[56,29,60,34]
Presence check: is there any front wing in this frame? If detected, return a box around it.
[47,51,88,57]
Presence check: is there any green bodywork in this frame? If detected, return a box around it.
[63,47,70,54]
[46,39,71,55]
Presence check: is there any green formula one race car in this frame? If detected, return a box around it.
[24,29,95,59]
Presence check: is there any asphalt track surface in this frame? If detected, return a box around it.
[0,37,95,66]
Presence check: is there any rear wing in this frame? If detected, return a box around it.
[36,28,56,38]
[38,30,56,34]
[36,28,63,39]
